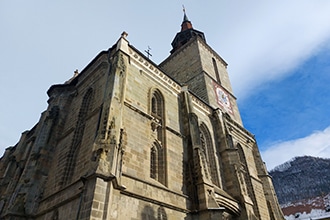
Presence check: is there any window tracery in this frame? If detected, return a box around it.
[200,123,220,186]
[149,89,166,185]
[62,88,93,185]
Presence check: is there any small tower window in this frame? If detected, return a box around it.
[212,58,221,84]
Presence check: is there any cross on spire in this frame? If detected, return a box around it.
[182,5,189,22]
[170,6,206,53]
[181,6,192,31]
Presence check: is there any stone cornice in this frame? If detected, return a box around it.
[128,46,182,94]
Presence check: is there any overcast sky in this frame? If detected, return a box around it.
[1,1,330,170]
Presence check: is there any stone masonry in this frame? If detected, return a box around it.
[0,13,284,220]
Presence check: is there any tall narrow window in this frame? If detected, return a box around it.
[150,146,157,179]
[227,134,234,149]
[62,88,93,185]
[157,206,167,220]
[212,58,221,84]
[237,143,246,168]
[150,142,165,184]
[151,90,163,119]
[150,89,166,185]
[151,96,157,116]
[237,143,254,202]
[200,123,220,186]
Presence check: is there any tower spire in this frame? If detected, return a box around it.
[181,6,193,31]
[170,7,206,54]
[182,5,189,21]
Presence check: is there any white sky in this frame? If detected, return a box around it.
[263,126,330,170]
[1,1,330,170]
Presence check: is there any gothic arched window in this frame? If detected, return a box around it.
[237,143,247,169]
[62,88,93,185]
[151,89,164,120]
[150,145,158,179]
[150,142,165,185]
[200,123,220,186]
[150,89,166,185]
[157,206,167,220]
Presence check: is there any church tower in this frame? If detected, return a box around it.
[160,10,242,124]
[0,11,283,220]
[159,11,284,219]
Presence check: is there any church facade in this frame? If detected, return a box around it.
[0,13,284,220]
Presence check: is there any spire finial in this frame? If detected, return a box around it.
[182,5,189,22]
[121,31,128,39]
[180,5,192,31]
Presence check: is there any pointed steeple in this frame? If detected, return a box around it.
[170,8,206,54]
[181,7,193,31]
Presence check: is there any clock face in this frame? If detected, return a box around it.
[213,84,232,113]
[216,88,229,106]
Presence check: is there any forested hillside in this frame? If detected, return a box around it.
[269,156,330,204]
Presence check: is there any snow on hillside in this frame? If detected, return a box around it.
[270,156,330,204]
[270,156,330,219]
[281,191,330,219]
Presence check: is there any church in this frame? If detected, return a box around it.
[0,11,284,220]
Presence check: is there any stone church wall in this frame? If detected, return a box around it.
[0,30,284,219]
